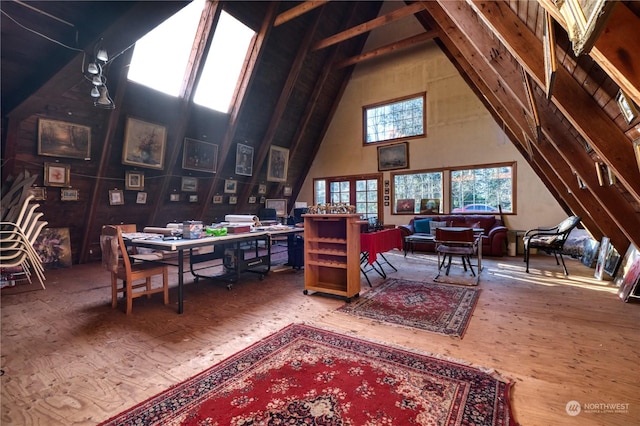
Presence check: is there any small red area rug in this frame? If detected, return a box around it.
[100,324,516,425]
[338,278,480,337]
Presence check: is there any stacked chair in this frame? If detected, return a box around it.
[1,172,48,289]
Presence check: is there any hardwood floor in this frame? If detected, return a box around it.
[1,251,638,425]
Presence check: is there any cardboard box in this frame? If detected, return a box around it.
[183,221,203,239]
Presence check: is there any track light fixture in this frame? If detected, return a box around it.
[85,40,115,109]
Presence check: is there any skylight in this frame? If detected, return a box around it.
[128,0,255,113]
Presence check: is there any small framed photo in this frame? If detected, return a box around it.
[109,189,124,206]
[616,90,638,125]
[169,193,180,202]
[224,179,237,194]
[61,188,78,201]
[122,117,166,170]
[44,162,70,187]
[38,118,91,160]
[229,195,238,205]
[267,146,289,182]
[189,194,198,203]
[378,142,409,171]
[136,192,147,204]
[248,196,257,204]
[396,198,415,214]
[125,170,144,190]
[213,195,223,204]
[265,199,287,216]
[27,187,46,201]
[384,201,390,206]
[235,143,254,176]
[283,185,292,197]
[182,138,218,173]
[258,184,267,195]
[260,196,266,204]
[181,176,198,192]
[633,138,640,173]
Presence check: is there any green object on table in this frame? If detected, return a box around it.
[212,227,227,236]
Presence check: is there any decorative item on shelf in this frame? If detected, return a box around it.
[61,188,78,201]
[84,40,115,109]
[136,192,147,204]
[125,170,144,190]
[109,189,124,206]
[306,203,355,214]
[224,179,237,194]
[44,162,70,187]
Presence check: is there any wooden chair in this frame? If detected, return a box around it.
[523,216,581,275]
[100,225,169,314]
[434,227,479,280]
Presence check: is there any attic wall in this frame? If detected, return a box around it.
[300,39,567,231]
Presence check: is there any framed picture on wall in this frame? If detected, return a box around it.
[38,119,91,160]
[109,189,124,206]
[615,90,638,125]
[224,179,237,194]
[122,117,166,170]
[181,176,198,192]
[136,192,147,204]
[60,188,79,201]
[125,171,144,191]
[267,146,289,182]
[182,138,218,173]
[27,186,47,201]
[235,143,254,176]
[44,162,70,187]
[258,184,267,194]
[378,142,409,171]
[265,199,287,216]
[213,195,223,204]
[229,196,238,205]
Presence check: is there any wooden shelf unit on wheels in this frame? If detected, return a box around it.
[303,214,362,302]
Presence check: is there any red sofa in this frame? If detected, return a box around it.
[398,214,508,256]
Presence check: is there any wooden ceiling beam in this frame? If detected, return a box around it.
[199,2,278,219]
[538,0,640,107]
[424,0,636,249]
[274,0,329,27]
[235,3,324,211]
[467,0,640,204]
[311,2,425,51]
[334,30,439,69]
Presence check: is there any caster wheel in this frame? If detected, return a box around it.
[354,293,360,298]
[345,298,351,303]
[194,277,199,283]
[303,290,308,295]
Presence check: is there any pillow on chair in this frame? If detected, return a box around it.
[430,220,448,233]
[414,218,432,234]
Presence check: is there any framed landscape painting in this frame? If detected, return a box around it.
[38,118,91,160]
[378,142,409,171]
[122,117,166,170]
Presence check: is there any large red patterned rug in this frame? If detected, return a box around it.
[100,323,516,425]
[338,278,480,337]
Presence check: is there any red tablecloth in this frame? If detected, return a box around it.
[360,228,403,265]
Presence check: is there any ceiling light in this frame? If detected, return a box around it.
[90,86,100,97]
[87,63,99,74]
[96,49,108,62]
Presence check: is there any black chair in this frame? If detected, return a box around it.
[434,227,479,281]
[523,215,581,275]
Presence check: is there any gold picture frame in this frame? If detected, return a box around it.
[27,186,47,201]
[44,162,70,187]
[615,90,638,125]
[38,118,91,160]
[122,117,166,170]
[267,146,289,182]
[633,138,640,173]
[558,0,616,56]
[182,138,217,173]
[125,171,144,191]
[265,198,287,216]
[213,195,223,204]
[109,189,124,206]
[543,10,556,100]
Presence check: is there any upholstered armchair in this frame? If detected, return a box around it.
[523,216,581,275]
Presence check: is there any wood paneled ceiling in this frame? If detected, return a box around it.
[2,0,639,257]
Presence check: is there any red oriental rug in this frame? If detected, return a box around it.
[100,324,516,425]
[337,279,479,337]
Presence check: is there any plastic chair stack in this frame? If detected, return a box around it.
[1,172,48,289]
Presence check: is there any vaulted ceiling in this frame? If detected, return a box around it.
[2,0,639,260]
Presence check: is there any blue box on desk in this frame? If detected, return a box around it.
[183,221,203,239]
